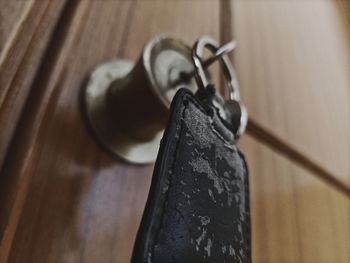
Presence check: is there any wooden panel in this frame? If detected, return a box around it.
[232,0,350,185]
[339,0,350,23]
[0,0,32,53]
[240,136,350,263]
[0,0,67,170]
[0,1,220,262]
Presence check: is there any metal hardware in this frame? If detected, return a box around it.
[192,36,248,137]
[83,35,244,164]
[84,35,201,164]
[170,41,236,88]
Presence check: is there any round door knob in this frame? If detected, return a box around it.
[83,35,201,164]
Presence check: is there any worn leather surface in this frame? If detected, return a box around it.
[132,89,251,263]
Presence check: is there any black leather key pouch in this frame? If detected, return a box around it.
[132,88,251,263]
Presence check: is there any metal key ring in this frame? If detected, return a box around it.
[192,36,248,138]
[192,36,241,102]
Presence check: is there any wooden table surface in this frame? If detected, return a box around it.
[0,0,349,262]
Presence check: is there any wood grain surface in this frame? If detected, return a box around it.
[233,0,350,186]
[0,0,349,262]
[0,0,32,53]
[339,0,350,23]
[0,0,67,170]
[240,136,350,263]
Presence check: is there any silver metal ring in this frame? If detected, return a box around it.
[192,36,240,101]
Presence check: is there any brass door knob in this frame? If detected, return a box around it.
[84,35,200,164]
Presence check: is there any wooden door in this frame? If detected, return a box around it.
[0,0,349,262]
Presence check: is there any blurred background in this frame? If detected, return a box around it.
[0,0,349,262]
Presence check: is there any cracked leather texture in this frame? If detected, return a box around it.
[132,89,251,263]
